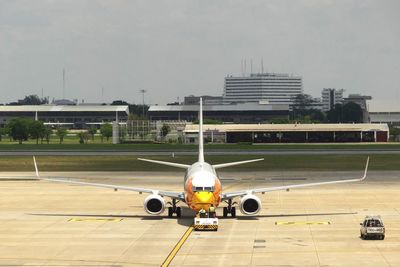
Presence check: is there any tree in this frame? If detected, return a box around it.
[327,104,343,123]
[111,100,129,105]
[78,131,90,144]
[327,102,363,123]
[43,127,52,144]
[342,102,363,123]
[88,126,97,141]
[292,94,315,111]
[29,120,46,144]
[56,128,68,144]
[100,123,113,142]
[0,128,5,142]
[19,95,48,105]
[6,118,30,144]
[160,124,171,141]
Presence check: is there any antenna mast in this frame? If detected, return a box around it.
[62,68,65,99]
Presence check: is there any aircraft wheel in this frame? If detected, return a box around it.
[223,207,228,218]
[176,207,182,218]
[168,207,174,217]
[231,207,236,218]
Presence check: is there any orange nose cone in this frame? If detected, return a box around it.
[192,192,215,211]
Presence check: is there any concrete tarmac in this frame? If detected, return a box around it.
[0,171,399,266]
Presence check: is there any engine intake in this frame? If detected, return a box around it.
[239,194,261,215]
[144,194,165,215]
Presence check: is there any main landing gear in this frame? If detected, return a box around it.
[168,199,181,218]
[223,199,236,218]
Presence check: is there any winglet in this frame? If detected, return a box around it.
[360,156,369,181]
[33,156,40,178]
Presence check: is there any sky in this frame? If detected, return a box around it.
[0,0,399,111]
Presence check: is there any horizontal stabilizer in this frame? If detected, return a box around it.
[137,158,190,169]
[213,158,264,169]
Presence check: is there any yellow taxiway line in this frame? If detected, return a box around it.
[275,221,330,225]
[161,225,194,267]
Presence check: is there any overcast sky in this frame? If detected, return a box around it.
[0,0,399,111]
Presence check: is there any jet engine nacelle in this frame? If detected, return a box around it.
[144,194,165,215]
[239,194,261,215]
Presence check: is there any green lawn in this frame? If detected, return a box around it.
[0,138,400,151]
[0,154,397,172]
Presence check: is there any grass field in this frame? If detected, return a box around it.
[1,139,400,151]
[0,154,397,172]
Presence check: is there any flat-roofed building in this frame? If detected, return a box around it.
[184,123,389,143]
[183,95,223,105]
[0,105,129,129]
[223,73,302,105]
[148,102,289,123]
[370,112,400,126]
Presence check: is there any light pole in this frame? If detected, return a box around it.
[139,89,147,140]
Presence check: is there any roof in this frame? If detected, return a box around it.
[184,123,389,133]
[149,103,289,112]
[370,112,400,123]
[0,105,129,114]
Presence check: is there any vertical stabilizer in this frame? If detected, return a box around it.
[198,98,204,163]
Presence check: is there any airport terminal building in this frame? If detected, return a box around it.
[148,102,289,123]
[184,123,389,143]
[0,105,129,129]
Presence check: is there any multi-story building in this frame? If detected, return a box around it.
[223,73,302,105]
[321,88,344,111]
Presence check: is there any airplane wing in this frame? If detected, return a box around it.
[137,158,190,169]
[33,157,185,201]
[222,157,369,201]
[213,158,264,169]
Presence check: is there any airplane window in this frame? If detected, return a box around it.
[204,187,212,191]
[195,187,203,191]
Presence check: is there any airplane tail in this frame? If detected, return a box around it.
[198,97,204,163]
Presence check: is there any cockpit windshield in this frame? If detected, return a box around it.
[192,186,214,192]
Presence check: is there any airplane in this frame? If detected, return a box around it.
[33,98,369,218]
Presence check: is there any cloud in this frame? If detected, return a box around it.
[0,0,399,110]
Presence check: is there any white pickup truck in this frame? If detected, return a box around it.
[360,216,385,240]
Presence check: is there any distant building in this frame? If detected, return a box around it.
[223,73,302,105]
[343,94,372,122]
[51,99,78,105]
[370,112,400,126]
[321,88,344,111]
[184,123,389,143]
[184,95,223,105]
[0,105,129,129]
[148,102,289,123]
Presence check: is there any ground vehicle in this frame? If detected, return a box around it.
[360,216,385,240]
[194,208,218,231]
